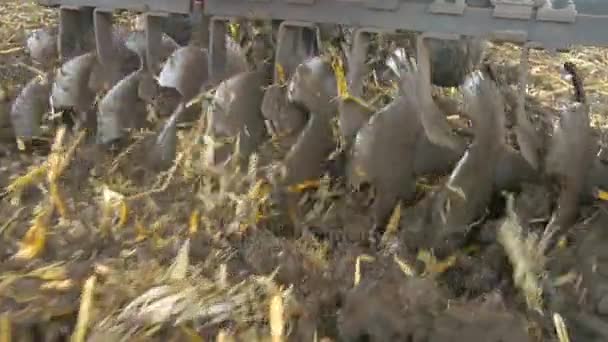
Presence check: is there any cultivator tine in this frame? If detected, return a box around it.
[191,1,210,48]
[415,33,432,97]
[59,6,93,60]
[512,40,541,113]
[517,44,530,125]
[350,29,384,98]
[209,17,228,84]
[93,8,113,67]
[514,41,545,171]
[274,21,321,83]
[338,28,387,147]
[260,21,320,148]
[415,32,479,151]
[144,13,165,74]
[416,32,462,95]
[349,30,371,96]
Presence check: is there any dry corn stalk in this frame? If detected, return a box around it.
[71,275,97,342]
[189,209,200,235]
[4,126,84,209]
[180,325,204,342]
[329,50,376,111]
[354,254,375,286]
[99,186,129,236]
[4,164,48,205]
[287,179,320,193]
[46,126,69,217]
[48,127,86,218]
[553,312,571,342]
[14,204,54,260]
[276,63,287,85]
[126,89,211,202]
[498,195,545,313]
[0,314,10,342]
[269,292,285,342]
[216,330,233,342]
[381,202,402,244]
[393,255,415,277]
[417,250,456,277]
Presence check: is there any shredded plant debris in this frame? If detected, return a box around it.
[3,1,608,341]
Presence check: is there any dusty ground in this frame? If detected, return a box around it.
[2,1,608,341]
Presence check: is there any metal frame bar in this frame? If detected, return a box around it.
[39,0,191,14]
[205,0,608,48]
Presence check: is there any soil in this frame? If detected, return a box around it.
[3,1,608,342]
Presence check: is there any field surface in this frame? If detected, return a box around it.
[2,1,608,341]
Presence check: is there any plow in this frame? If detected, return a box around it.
[19,0,608,236]
[5,0,608,340]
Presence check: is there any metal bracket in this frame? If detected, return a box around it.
[205,0,608,48]
[285,0,316,4]
[429,0,466,15]
[366,0,400,11]
[488,30,528,44]
[492,0,535,20]
[537,1,577,23]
